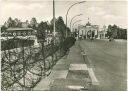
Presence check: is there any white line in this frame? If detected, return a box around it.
[86,56,94,67]
[68,85,84,90]
[88,68,99,85]
[69,64,88,70]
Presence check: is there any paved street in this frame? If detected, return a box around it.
[34,40,100,91]
[79,39,127,91]
[34,39,127,91]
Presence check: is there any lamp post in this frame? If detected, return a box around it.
[72,20,81,40]
[53,0,56,37]
[70,14,83,32]
[65,1,86,37]
[72,20,82,31]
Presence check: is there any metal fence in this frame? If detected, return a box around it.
[1,37,68,91]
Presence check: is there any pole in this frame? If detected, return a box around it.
[52,0,55,66]
[53,0,55,37]
[65,1,86,37]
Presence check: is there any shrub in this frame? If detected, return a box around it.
[1,38,34,51]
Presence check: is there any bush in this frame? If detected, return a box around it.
[1,38,34,51]
[61,37,76,50]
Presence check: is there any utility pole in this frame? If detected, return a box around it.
[52,0,55,63]
[53,0,56,37]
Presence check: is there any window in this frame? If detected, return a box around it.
[13,32,16,36]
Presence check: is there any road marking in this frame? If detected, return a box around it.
[50,70,68,79]
[86,56,94,68]
[88,68,99,85]
[69,64,88,70]
[67,85,84,90]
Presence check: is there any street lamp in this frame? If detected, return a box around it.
[70,14,83,32]
[53,0,56,37]
[65,1,86,37]
[72,20,82,31]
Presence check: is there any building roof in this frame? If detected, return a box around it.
[86,21,91,26]
[6,28,36,31]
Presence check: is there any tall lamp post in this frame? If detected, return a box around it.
[65,1,86,37]
[70,14,83,32]
[72,20,81,39]
[72,20,82,31]
[53,0,56,37]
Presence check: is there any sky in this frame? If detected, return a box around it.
[0,0,128,28]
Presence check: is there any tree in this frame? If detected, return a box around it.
[107,25,118,39]
[107,25,112,38]
[111,25,118,38]
[1,25,7,33]
[67,27,71,37]
[56,16,66,39]
[50,18,57,32]
[29,17,38,29]
[14,18,22,27]
[107,24,127,39]
[37,21,48,40]
[5,17,16,28]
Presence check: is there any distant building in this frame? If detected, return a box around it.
[78,21,99,39]
[2,28,36,37]
[98,25,107,39]
[1,27,39,46]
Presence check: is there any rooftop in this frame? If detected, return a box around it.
[6,28,36,31]
[86,21,91,26]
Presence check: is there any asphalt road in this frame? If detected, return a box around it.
[79,39,127,91]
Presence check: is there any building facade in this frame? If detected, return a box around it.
[2,28,36,37]
[98,25,107,39]
[1,28,39,46]
[78,21,99,39]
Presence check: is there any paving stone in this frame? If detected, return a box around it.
[69,64,88,70]
[53,64,69,70]
[50,70,68,79]
[67,70,90,80]
[49,78,88,91]
[88,68,99,85]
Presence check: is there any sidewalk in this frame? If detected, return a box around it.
[34,41,98,91]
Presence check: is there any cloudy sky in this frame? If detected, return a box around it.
[0,0,127,28]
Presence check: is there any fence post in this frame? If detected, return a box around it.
[41,41,45,71]
[51,40,55,66]
[22,46,26,90]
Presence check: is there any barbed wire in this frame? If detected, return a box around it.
[1,35,69,90]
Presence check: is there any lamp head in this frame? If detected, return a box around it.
[79,1,86,4]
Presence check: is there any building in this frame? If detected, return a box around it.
[78,21,99,39]
[1,28,40,46]
[2,28,36,37]
[98,25,107,39]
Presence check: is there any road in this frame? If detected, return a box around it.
[79,39,127,91]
